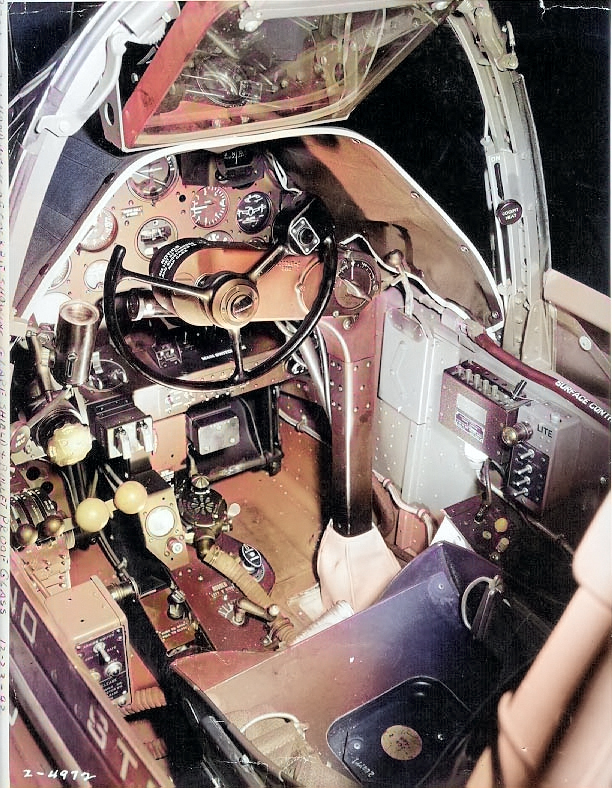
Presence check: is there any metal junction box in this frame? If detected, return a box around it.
[438,362,520,462]
[46,575,131,705]
[376,307,478,509]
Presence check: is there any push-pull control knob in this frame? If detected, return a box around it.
[501,422,533,447]
[114,481,148,514]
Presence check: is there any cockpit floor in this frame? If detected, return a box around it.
[214,423,329,620]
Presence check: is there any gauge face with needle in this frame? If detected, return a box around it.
[79,209,118,253]
[335,256,378,310]
[127,156,178,201]
[236,191,272,234]
[190,186,230,228]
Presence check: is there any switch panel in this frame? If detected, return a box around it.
[89,396,154,461]
[45,576,131,704]
[438,362,521,462]
[505,401,581,513]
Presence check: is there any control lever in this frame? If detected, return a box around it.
[74,479,149,538]
[232,598,280,626]
[114,427,132,460]
[167,589,188,620]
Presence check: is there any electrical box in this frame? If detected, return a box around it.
[505,400,582,513]
[186,406,240,456]
[89,395,154,461]
[46,576,131,705]
[438,361,520,463]
[376,307,477,509]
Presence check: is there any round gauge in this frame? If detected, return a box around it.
[145,506,176,538]
[247,237,267,249]
[335,256,378,310]
[80,209,118,253]
[205,230,233,243]
[127,155,178,202]
[84,259,108,290]
[50,257,71,289]
[236,191,272,234]
[136,218,177,259]
[190,186,229,228]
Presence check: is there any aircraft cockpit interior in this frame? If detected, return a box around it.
[7,3,611,787]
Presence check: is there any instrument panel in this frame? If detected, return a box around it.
[33,147,382,327]
[36,150,286,321]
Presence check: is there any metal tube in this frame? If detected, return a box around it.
[54,301,100,385]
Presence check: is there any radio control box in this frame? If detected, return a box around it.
[438,362,520,462]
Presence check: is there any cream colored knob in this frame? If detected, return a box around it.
[75,498,110,533]
[46,423,93,466]
[114,481,148,514]
[494,517,509,533]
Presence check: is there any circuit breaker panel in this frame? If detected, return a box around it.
[438,362,520,463]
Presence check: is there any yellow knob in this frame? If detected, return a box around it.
[494,517,509,533]
[46,423,93,466]
[498,537,510,553]
[75,498,110,533]
[114,481,148,514]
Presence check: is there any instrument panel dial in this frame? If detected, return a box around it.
[50,257,71,289]
[335,256,378,311]
[145,506,176,538]
[79,209,118,253]
[136,218,178,259]
[84,260,108,291]
[236,191,272,234]
[205,230,233,243]
[127,156,178,202]
[190,186,229,228]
